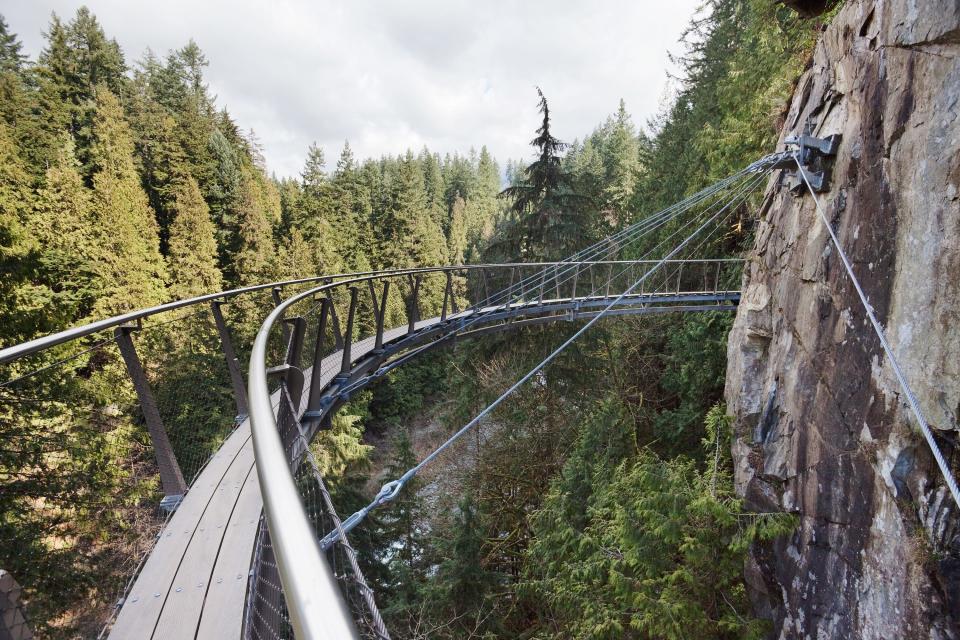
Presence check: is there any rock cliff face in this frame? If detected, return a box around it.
[725,1,960,637]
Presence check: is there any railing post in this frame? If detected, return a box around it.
[114,324,187,501]
[210,300,248,421]
[283,317,307,412]
[504,267,516,311]
[538,268,546,305]
[441,271,453,321]
[368,280,390,353]
[303,298,330,424]
[324,281,344,350]
[406,275,421,336]
[339,288,359,378]
[272,287,290,345]
[571,265,579,301]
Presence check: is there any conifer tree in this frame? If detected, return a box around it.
[88,88,168,317]
[0,120,37,345]
[500,88,590,260]
[447,193,468,264]
[29,138,98,327]
[227,168,276,285]
[166,176,222,299]
[329,141,373,271]
[0,15,26,74]
[38,9,127,175]
[378,430,426,616]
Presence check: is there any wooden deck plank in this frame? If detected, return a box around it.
[194,468,262,640]
[151,442,256,638]
[109,424,252,639]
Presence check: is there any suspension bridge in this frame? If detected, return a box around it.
[0,135,953,639]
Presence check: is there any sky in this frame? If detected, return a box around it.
[3,0,701,178]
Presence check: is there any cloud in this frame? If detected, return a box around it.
[4,0,698,177]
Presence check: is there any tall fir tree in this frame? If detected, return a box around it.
[500,88,590,260]
[88,88,168,317]
[166,175,222,299]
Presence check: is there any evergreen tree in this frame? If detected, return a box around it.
[0,120,37,345]
[447,193,468,264]
[329,141,372,271]
[377,429,426,618]
[29,138,98,328]
[88,88,168,317]
[500,88,590,260]
[227,168,275,285]
[166,175,222,299]
[0,15,26,74]
[37,9,127,174]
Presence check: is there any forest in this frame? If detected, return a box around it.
[0,1,834,638]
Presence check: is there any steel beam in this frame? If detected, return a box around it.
[210,300,248,420]
[339,288,359,377]
[114,325,187,499]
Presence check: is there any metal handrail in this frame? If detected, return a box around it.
[245,259,743,638]
[0,260,742,365]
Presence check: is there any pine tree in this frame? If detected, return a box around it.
[29,137,98,328]
[166,175,222,299]
[88,88,168,317]
[378,430,426,616]
[375,151,446,269]
[0,15,26,74]
[329,141,372,271]
[0,120,37,345]
[227,168,275,285]
[447,193,468,264]
[37,9,127,175]
[500,88,590,260]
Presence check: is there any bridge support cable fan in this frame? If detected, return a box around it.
[317,169,768,551]
[793,155,960,509]
[328,171,764,401]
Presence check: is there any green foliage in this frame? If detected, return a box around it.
[524,403,796,640]
[166,175,222,298]
[499,88,592,260]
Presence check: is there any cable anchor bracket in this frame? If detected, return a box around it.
[784,124,841,194]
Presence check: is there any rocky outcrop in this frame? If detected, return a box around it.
[725,1,960,637]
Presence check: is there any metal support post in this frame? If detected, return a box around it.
[272,287,290,345]
[324,282,344,350]
[406,275,421,336]
[441,271,453,321]
[339,288,359,378]
[114,324,187,500]
[368,280,390,353]
[210,300,248,421]
[283,317,307,412]
[302,299,330,426]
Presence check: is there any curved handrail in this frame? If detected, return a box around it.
[246,260,743,638]
[0,260,741,365]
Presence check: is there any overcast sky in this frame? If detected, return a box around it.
[4,0,700,178]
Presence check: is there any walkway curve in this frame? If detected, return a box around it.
[108,289,739,639]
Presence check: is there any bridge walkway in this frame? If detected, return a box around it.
[107,290,738,639]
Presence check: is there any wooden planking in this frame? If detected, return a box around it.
[194,468,262,639]
[151,443,256,638]
[109,424,253,639]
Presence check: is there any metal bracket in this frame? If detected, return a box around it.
[785,123,841,194]
[748,122,841,194]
